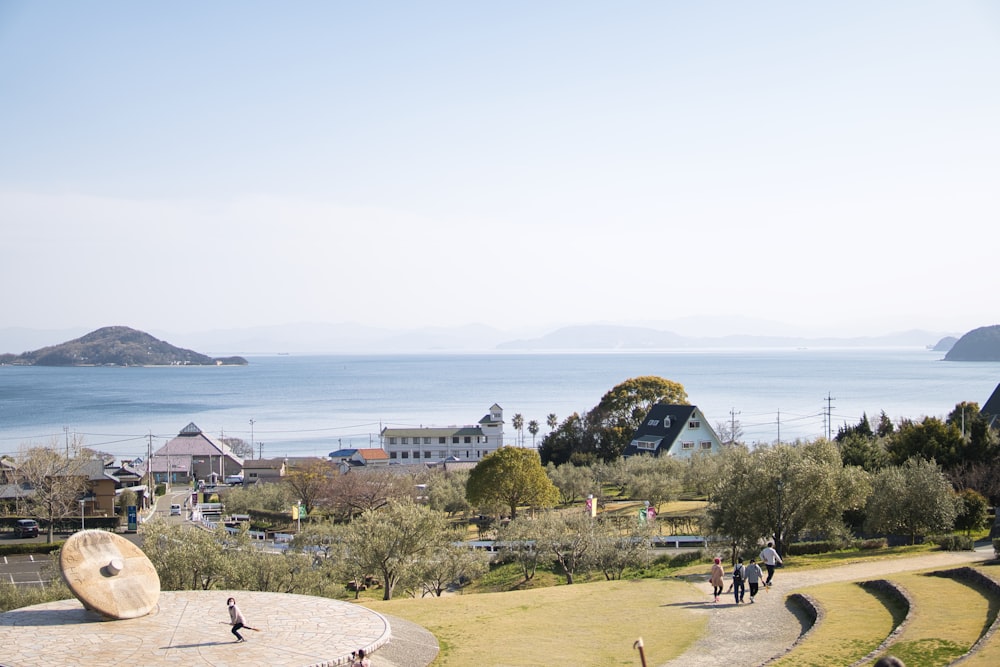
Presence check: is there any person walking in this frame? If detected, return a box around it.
[759,541,783,587]
[227,597,256,642]
[709,557,725,603]
[732,558,746,604]
[745,558,765,603]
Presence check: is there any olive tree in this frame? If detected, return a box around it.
[865,458,961,544]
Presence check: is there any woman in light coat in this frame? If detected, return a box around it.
[709,557,725,603]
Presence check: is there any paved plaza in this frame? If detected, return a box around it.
[0,590,425,667]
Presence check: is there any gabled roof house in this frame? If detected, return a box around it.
[981,382,1000,428]
[623,404,723,459]
[152,422,243,483]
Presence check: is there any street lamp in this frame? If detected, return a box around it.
[80,499,86,531]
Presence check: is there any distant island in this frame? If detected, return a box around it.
[943,325,1000,361]
[0,326,248,367]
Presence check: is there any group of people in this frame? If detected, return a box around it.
[709,541,783,604]
[225,597,371,666]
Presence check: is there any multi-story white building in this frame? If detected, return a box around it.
[380,403,504,463]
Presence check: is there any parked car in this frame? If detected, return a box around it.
[224,475,244,486]
[169,504,182,516]
[14,519,39,538]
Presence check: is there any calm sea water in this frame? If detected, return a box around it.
[1,349,998,460]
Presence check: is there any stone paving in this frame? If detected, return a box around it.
[0,590,401,667]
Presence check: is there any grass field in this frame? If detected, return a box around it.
[365,578,704,666]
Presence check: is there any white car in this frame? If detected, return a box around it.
[169,504,182,516]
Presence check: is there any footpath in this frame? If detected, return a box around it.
[660,546,993,667]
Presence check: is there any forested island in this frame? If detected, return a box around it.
[944,325,1000,361]
[0,326,247,366]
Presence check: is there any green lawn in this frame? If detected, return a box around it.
[364,578,705,666]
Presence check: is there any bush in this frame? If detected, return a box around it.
[155,484,166,496]
[993,538,1000,560]
[786,540,847,556]
[927,534,974,551]
[856,538,888,550]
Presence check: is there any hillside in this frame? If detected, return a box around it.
[943,325,1000,361]
[0,326,248,366]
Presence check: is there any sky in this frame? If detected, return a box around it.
[1,1,998,339]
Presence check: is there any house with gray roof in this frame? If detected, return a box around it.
[981,382,1000,428]
[380,404,504,463]
[623,404,723,459]
[151,422,244,484]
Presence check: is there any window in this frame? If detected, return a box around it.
[401,437,409,445]
[423,451,432,458]
[682,441,695,450]
[688,420,701,429]
[388,437,397,445]
[700,441,713,450]
[637,440,657,450]
[647,419,659,426]
[452,436,460,444]
[401,451,409,459]
[389,452,398,459]
[464,436,472,444]
[439,437,447,444]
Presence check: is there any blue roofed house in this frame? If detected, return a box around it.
[623,404,723,459]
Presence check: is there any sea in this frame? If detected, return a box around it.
[1,349,998,461]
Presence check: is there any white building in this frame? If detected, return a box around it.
[380,404,504,463]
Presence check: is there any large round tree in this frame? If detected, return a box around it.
[587,375,689,460]
[466,447,559,520]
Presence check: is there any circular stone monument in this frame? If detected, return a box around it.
[59,529,160,619]
[0,590,393,667]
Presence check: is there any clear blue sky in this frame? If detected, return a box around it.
[2,1,998,337]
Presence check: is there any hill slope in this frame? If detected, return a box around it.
[0,326,248,366]
[944,325,1000,361]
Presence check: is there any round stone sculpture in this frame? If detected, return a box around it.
[59,529,160,619]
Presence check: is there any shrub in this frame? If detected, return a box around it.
[786,540,846,556]
[927,534,974,551]
[993,538,1000,560]
[856,538,888,550]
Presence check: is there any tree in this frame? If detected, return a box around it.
[16,447,89,543]
[140,520,233,590]
[512,413,525,447]
[534,511,600,584]
[497,516,544,582]
[283,458,335,514]
[547,413,558,431]
[592,519,651,580]
[527,420,540,447]
[546,462,596,505]
[864,458,960,544]
[623,455,683,512]
[886,417,964,469]
[586,376,689,461]
[539,412,594,466]
[220,435,253,460]
[341,499,451,600]
[708,440,871,559]
[224,480,296,514]
[413,540,490,597]
[426,469,472,517]
[326,468,412,520]
[954,488,989,536]
[466,447,559,520]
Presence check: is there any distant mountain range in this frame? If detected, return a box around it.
[0,322,968,357]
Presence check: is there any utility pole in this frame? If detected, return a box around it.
[249,419,255,460]
[729,408,740,446]
[258,441,264,459]
[825,393,836,440]
[64,426,69,458]
[776,409,781,445]
[147,432,153,507]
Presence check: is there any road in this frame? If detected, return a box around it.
[0,487,192,588]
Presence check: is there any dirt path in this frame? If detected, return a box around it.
[659,546,994,667]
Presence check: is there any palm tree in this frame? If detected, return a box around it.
[547,413,558,431]
[512,413,524,447]
[528,420,540,448]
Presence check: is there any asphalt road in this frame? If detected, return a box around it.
[0,488,191,588]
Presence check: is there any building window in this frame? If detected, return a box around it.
[388,437,397,445]
[483,436,488,444]
[424,437,431,444]
[423,451,432,458]
[682,441,695,450]
[700,441,713,450]
[464,436,471,444]
[637,440,657,451]
[401,452,409,459]
[439,437,446,444]
[453,436,460,444]
[389,452,397,459]
[647,419,659,426]
[688,421,701,429]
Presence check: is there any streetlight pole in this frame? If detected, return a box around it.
[80,499,85,531]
